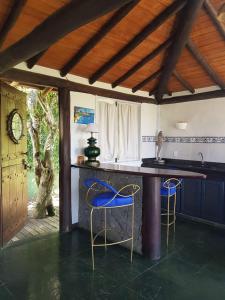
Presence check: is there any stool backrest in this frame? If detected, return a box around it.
[163,178,182,189]
[84,178,118,194]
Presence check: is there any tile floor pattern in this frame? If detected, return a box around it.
[0,219,225,299]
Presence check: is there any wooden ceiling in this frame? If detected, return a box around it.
[0,0,225,104]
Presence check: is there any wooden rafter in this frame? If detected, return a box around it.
[187,39,225,89]
[112,37,172,88]
[0,68,155,104]
[161,89,225,104]
[172,70,195,93]
[149,88,171,97]
[26,49,48,69]
[60,0,139,77]
[0,0,132,74]
[132,69,161,93]
[204,0,225,40]
[0,0,27,48]
[156,0,204,102]
[89,0,187,85]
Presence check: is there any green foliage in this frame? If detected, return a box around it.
[27,90,59,171]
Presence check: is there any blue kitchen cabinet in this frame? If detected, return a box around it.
[181,179,202,218]
[202,180,225,224]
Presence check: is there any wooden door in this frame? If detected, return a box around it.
[0,82,28,246]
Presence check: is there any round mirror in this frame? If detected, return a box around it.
[7,109,24,144]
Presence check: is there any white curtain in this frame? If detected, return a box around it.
[97,100,140,162]
[96,101,117,162]
[117,102,140,161]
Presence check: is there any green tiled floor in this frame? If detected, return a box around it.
[1,219,225,299]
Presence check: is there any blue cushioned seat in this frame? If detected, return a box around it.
[160,182,176,196]
[91,192,133,207]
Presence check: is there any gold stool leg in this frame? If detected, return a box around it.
[90,208,95,270]
[173,193,177,233]
[167,195,170,247]
[131,202,135,263]
[104,208,107,250]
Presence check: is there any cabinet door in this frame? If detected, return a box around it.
[202,180,225,224]
[181,179,202,217]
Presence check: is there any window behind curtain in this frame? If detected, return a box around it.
[96,100,117,162]
[96,99,140,162]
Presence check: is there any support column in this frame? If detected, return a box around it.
[58,87,72,233]
[142,176,161,260]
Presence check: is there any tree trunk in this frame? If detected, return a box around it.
[28,89,57,218]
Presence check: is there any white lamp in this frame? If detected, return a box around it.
[175,122,188,130]
[85,123,99,137]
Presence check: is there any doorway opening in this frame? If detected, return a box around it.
[1,82,60,247]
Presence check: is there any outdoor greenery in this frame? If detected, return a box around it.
[27,90,59,171]
[22,88,59,218]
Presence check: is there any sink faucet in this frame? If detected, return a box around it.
[198,152,204,165]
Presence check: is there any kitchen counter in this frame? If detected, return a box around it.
[142,158,225,227]
[142,158,225,179]
[72,163,205,260]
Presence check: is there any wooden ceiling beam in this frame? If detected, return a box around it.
[89,0,187,85]
[160,89,225,104]
[0,68,156,104]
[203,0,225,40]
[172,70,195,93]
[60,0,139,77]
[112,37,172,88]
[156,0,204,103]
[0,0,27,48]
[132,69,161,93]
[26,49,48,69]
[149,88,171,97]
[187,39,225,89]
[0,0,132,74]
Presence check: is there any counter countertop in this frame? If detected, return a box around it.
[142,158,225,178]
[72,162,206,179]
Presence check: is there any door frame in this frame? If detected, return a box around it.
[0,72,73,234]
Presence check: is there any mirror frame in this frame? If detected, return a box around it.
[7,109,24,144]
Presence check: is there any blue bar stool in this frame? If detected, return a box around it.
[161,178,182,246]
[84,178,140,270]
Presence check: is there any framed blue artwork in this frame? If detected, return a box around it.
[74,106,94,124]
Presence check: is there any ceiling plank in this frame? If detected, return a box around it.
[132,69,161,93]
[89,0,187,85]
[172,70,195,93]
[156,0,204,103]
[26,49,48,69]
[0,0,27,48]
[160,89,225,104]
[0,0,132,74]
[187,39,225,89]
[203,0,225,40]
[112,37,172,88]
[60,0,139,77]
[0,68,156,104]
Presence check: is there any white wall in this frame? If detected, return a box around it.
[70,92,96,163]
[70,92,96,223]
[160,98,225,163]
[141,103,158,158]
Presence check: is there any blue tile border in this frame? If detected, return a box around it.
[142,136,225,144]
[142,136,156,142]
